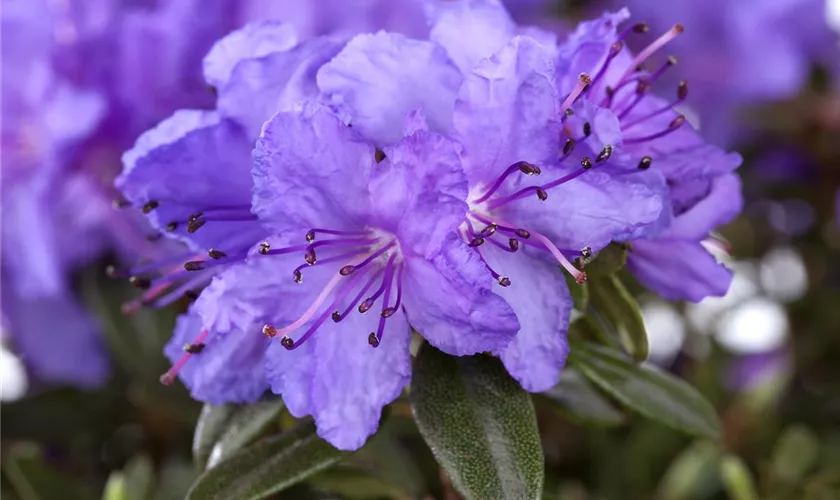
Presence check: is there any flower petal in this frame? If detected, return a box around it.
[202,21,299,90]
[481,244,571,392]
[453,35,560,183]
[252,102,374,234]
[401,235,520,355]
[317,31,462,145]
[118,110,264,252]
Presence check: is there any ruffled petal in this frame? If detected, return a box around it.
[252,102,374,234]
[202,21,299,90]
[118,110,264,252]
[669,173,743,240]
[425,0,517,73]
[481,244,571,392]
[401,235,520,355]
[453,35,560,183]
[371,120,469,258]
[317,31,462,145]
[217,34,347,137]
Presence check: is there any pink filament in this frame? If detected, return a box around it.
[531,232,587,283]
[559,73,592,116]
[160,329,210,385]
[615,24,684,86]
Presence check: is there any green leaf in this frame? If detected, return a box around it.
[310,466,412,500]
[720,455,759,500]
[186,420,347,500]
[657,441,721,499]
[410,343,544,500]
[771,425,820,484]
[569,341,721,440]
[3,443,98,500]
[122,455,155,500]
[583,242,628,278]
[588,275,649,361]
[102,473,128,500]
[193,396,286,470]
[540,369,625,426]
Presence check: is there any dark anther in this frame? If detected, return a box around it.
[605,86,615,97]
[517,161,541,176]
[515,228,531,239]
[258,242,271,254]
[580,157,593,170]
[359,299,374,313]
[579,73,592,86]
[142,200,159,214]
[331,311,342,322]
[582,122,592,137]
[633,22,650,33]
[669,115,686,129]
[183,343,205,354]
[188,212,203,222]
[637,156,653,170]
[375,148,387,163]
[305,230,315,242]
[677,80,688,100]
[509,238,520,252]
[565,108,574,117]
[263,325,278,337]
[184,261,207,271]
[536,188,548,201]
[280,336,294,349]
[596,145,613,163]
[563,138,575,155]
[187,219,206,233]
[368,333,380,347]
[581,246,593,259]
[481,224,498,237]
[304,248,316,265]
[469,238,485,247]
[146,233,162,242]
[184,290,199,301]
[129,276,151,289]
[673,23,685,33]
[166,222,178,232]
[635,80,651,95]
[339,265,356,276]
[667,55,678,66]
[159,374,175,386]
[381,307,396,318]
[293,269,303,283]
[208,249,227,260]
[609,41,624,56]
[497,276,512,287]
[112,196,131,209]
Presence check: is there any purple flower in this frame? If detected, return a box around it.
[604,0,840,145]
[155,103,519,449]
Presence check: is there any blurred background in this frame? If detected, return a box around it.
[2,0,839,499]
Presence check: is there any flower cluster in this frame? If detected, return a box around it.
[115,1,742,450]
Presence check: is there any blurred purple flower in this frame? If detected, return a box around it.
[605,0,840,145]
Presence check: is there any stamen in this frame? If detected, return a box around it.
[638,156,653,169]
[623,115,685,144]
[338,240,397,276]
[113,196,131,209]
[262,272,346,338]
[615,24,684,85]
[334,267,385,322]
[559,73,592,116]
[305,228,369,242]
[585,42,624,94]
[462,229,512,288]
[618,22,650,41]
[160,329,210,386]
[304,238,379,266]
[473,161,542,204]
[261,244,309,257]
[369,256,398,346]
[142,200,159,213]
[531,231,587,284]
[208,249,227,260]
[621,80,689,130]
[293,249,367,282]
[380,265,404,318]
[596,145,613,163]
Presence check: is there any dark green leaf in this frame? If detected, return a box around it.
[186,420,347,500]
[410,343,544,500]
[193,396,286,470]
[720,455,759,500]
[540,369,625,426]
[310,466,412,500]
[583,243,628,278]
[123,455,155,500]
[569,341,721,440]
[588,275,649,361]
[3,444,97,500]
